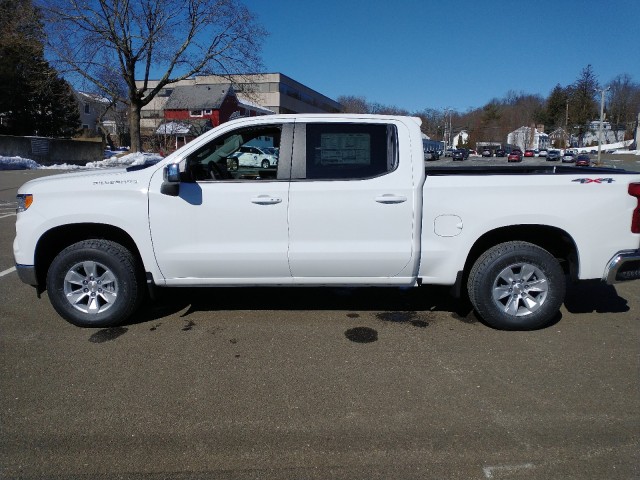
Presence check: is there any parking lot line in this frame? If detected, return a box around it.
[0,213,16,219]
[0,266,16,277]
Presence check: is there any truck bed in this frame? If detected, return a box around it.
[425,164,640,176]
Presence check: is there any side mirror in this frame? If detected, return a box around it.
[161,164,180,196]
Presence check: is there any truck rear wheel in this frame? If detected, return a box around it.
[46,240,142,328]
[467,241,565,330]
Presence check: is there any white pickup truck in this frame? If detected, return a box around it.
[13,114,640,330]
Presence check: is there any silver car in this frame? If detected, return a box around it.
[546,150,561,161]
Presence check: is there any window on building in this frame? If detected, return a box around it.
[190,110,203,117]
[303,123,397,180]
[84,104,90,114]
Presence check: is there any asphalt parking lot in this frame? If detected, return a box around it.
[1,165,639,479]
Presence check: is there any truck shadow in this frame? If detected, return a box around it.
[133,285,476,325]
[130,281,630,327]
[563,280,630,314]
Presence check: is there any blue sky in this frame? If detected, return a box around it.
[244,0,640,112]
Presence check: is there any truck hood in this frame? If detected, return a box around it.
[17,167,157,194]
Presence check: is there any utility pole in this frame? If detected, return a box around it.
[596,86,610,165]
[565,100,570,149]
[443,108,451,154]
[635,112,640,150]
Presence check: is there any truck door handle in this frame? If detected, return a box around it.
[251,195,282,205]
[375,194,407,204]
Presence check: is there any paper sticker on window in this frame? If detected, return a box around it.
[315,133,370,165]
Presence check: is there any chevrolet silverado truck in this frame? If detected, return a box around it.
[13,114,640,330]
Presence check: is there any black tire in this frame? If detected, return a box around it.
[229,158,239,171]
[261,159,271,169]
[467,241,565,330]
[46,240,142,328]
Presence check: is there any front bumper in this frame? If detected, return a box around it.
[16,264,37,286]
[603,250,640,284]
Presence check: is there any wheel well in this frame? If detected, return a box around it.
[462,225,578,287]
[34,223,144,289]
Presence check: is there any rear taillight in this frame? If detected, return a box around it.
[630,183,640,233]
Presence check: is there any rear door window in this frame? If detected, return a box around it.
[292,123,398,180]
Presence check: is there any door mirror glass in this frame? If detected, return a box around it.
[164,163,180,183]
[161,163,181,196]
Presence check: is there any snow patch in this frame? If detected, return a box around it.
[0,152,164,170]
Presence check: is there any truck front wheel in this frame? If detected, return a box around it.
[46,240,142,328]
[467,241,566,330]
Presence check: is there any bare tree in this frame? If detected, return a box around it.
[607,74,640,141]
[336,95,369,114]
[39,0,266,151]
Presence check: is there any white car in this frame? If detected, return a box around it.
[229,146,278,169]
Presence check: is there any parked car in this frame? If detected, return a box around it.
[481,149,492,157]
[546,150,561,161]
[424,150,439,161]
[562,151,576,163]
[495,149,506,157]
[452,149,469,161]
[575,154,591,167]
[229,145,278,169]
[263,147,280,158]
[524,149,535,158]
[538,149,548,157]
[507,151,522,162]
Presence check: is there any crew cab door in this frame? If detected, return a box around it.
[287,119,419,281]
[148,121,293,284]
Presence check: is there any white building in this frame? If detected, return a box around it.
[507,126,550,151]
[452,130,469,148]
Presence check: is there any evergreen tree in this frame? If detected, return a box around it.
[568,65,599,143]
[544,84,569,130]
[0,0,79,136]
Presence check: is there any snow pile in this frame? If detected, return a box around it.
[611,149,640,155]
[576,139,637,154]
[84,152,163,169]
[0,156,41,170]
[0,152,164,170]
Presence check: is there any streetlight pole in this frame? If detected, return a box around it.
[596,86,610,165]
[443,108,450,154]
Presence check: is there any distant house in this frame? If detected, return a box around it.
[155,120,211,150]
[74,91,128,147]
[549,128,571,148]
[507,126,550,151]
[155,84,276,150]
[235,95,275,118]
[162,84,239,128]
[452,130,469,148]
[75,91,110,134]
[583,120,625,146]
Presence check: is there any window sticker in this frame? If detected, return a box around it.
[316,133,371,165]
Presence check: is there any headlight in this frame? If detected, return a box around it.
[16,194,33,213]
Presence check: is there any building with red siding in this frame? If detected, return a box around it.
[163,83,238,128]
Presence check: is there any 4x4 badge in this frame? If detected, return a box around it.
[572,178,615,184]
